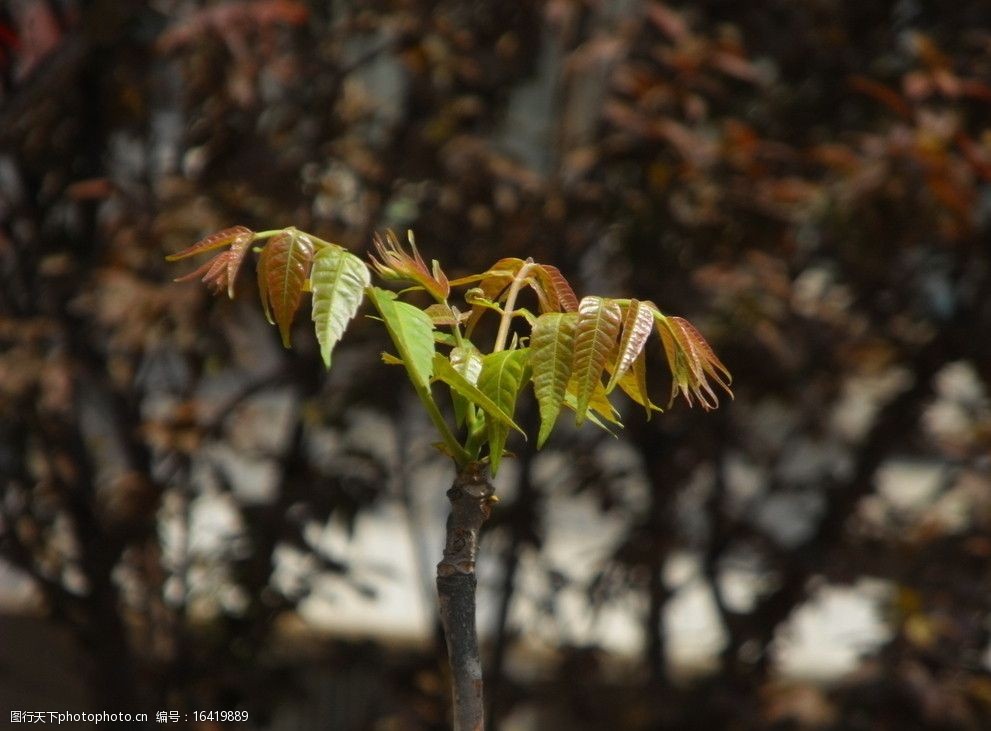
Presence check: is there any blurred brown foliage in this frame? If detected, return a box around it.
[1,1,990,730]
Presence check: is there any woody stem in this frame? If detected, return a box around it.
[436,461,495,731]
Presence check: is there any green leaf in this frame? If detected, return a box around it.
[566,373,622,426]
[572,296,622,424]
[366,287,435,389]
[264,228,315,348]
[562,389,618,437]
[614,350,661,418]
[477,348,530,475]
[450,345,483,385]
[432,352,521,432]
[529,312,578,447]
[448,344,484,426]
[423,303,469,326]
[433,331,459,346]
[310,246,371,368]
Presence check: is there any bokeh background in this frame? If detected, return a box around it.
[2,1,991,729]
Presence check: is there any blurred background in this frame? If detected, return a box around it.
[1,1,990,729]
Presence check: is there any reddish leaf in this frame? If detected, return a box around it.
[226,232,253,298]
[370,230,449,301]
[448,257,525,289]
[173,231,252,298]
[165,226,253,261]
[655,313,732,410]
[458,258,525,333]
[174,251,229,294]
[606,300,654,393]
[655,316,687,406]
[263,229,315,347]
[531,265,579,313]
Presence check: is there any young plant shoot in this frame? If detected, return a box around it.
[168,225,731,730]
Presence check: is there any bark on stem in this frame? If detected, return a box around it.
[437,461,495,731]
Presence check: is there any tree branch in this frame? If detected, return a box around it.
[437,461,495,731]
